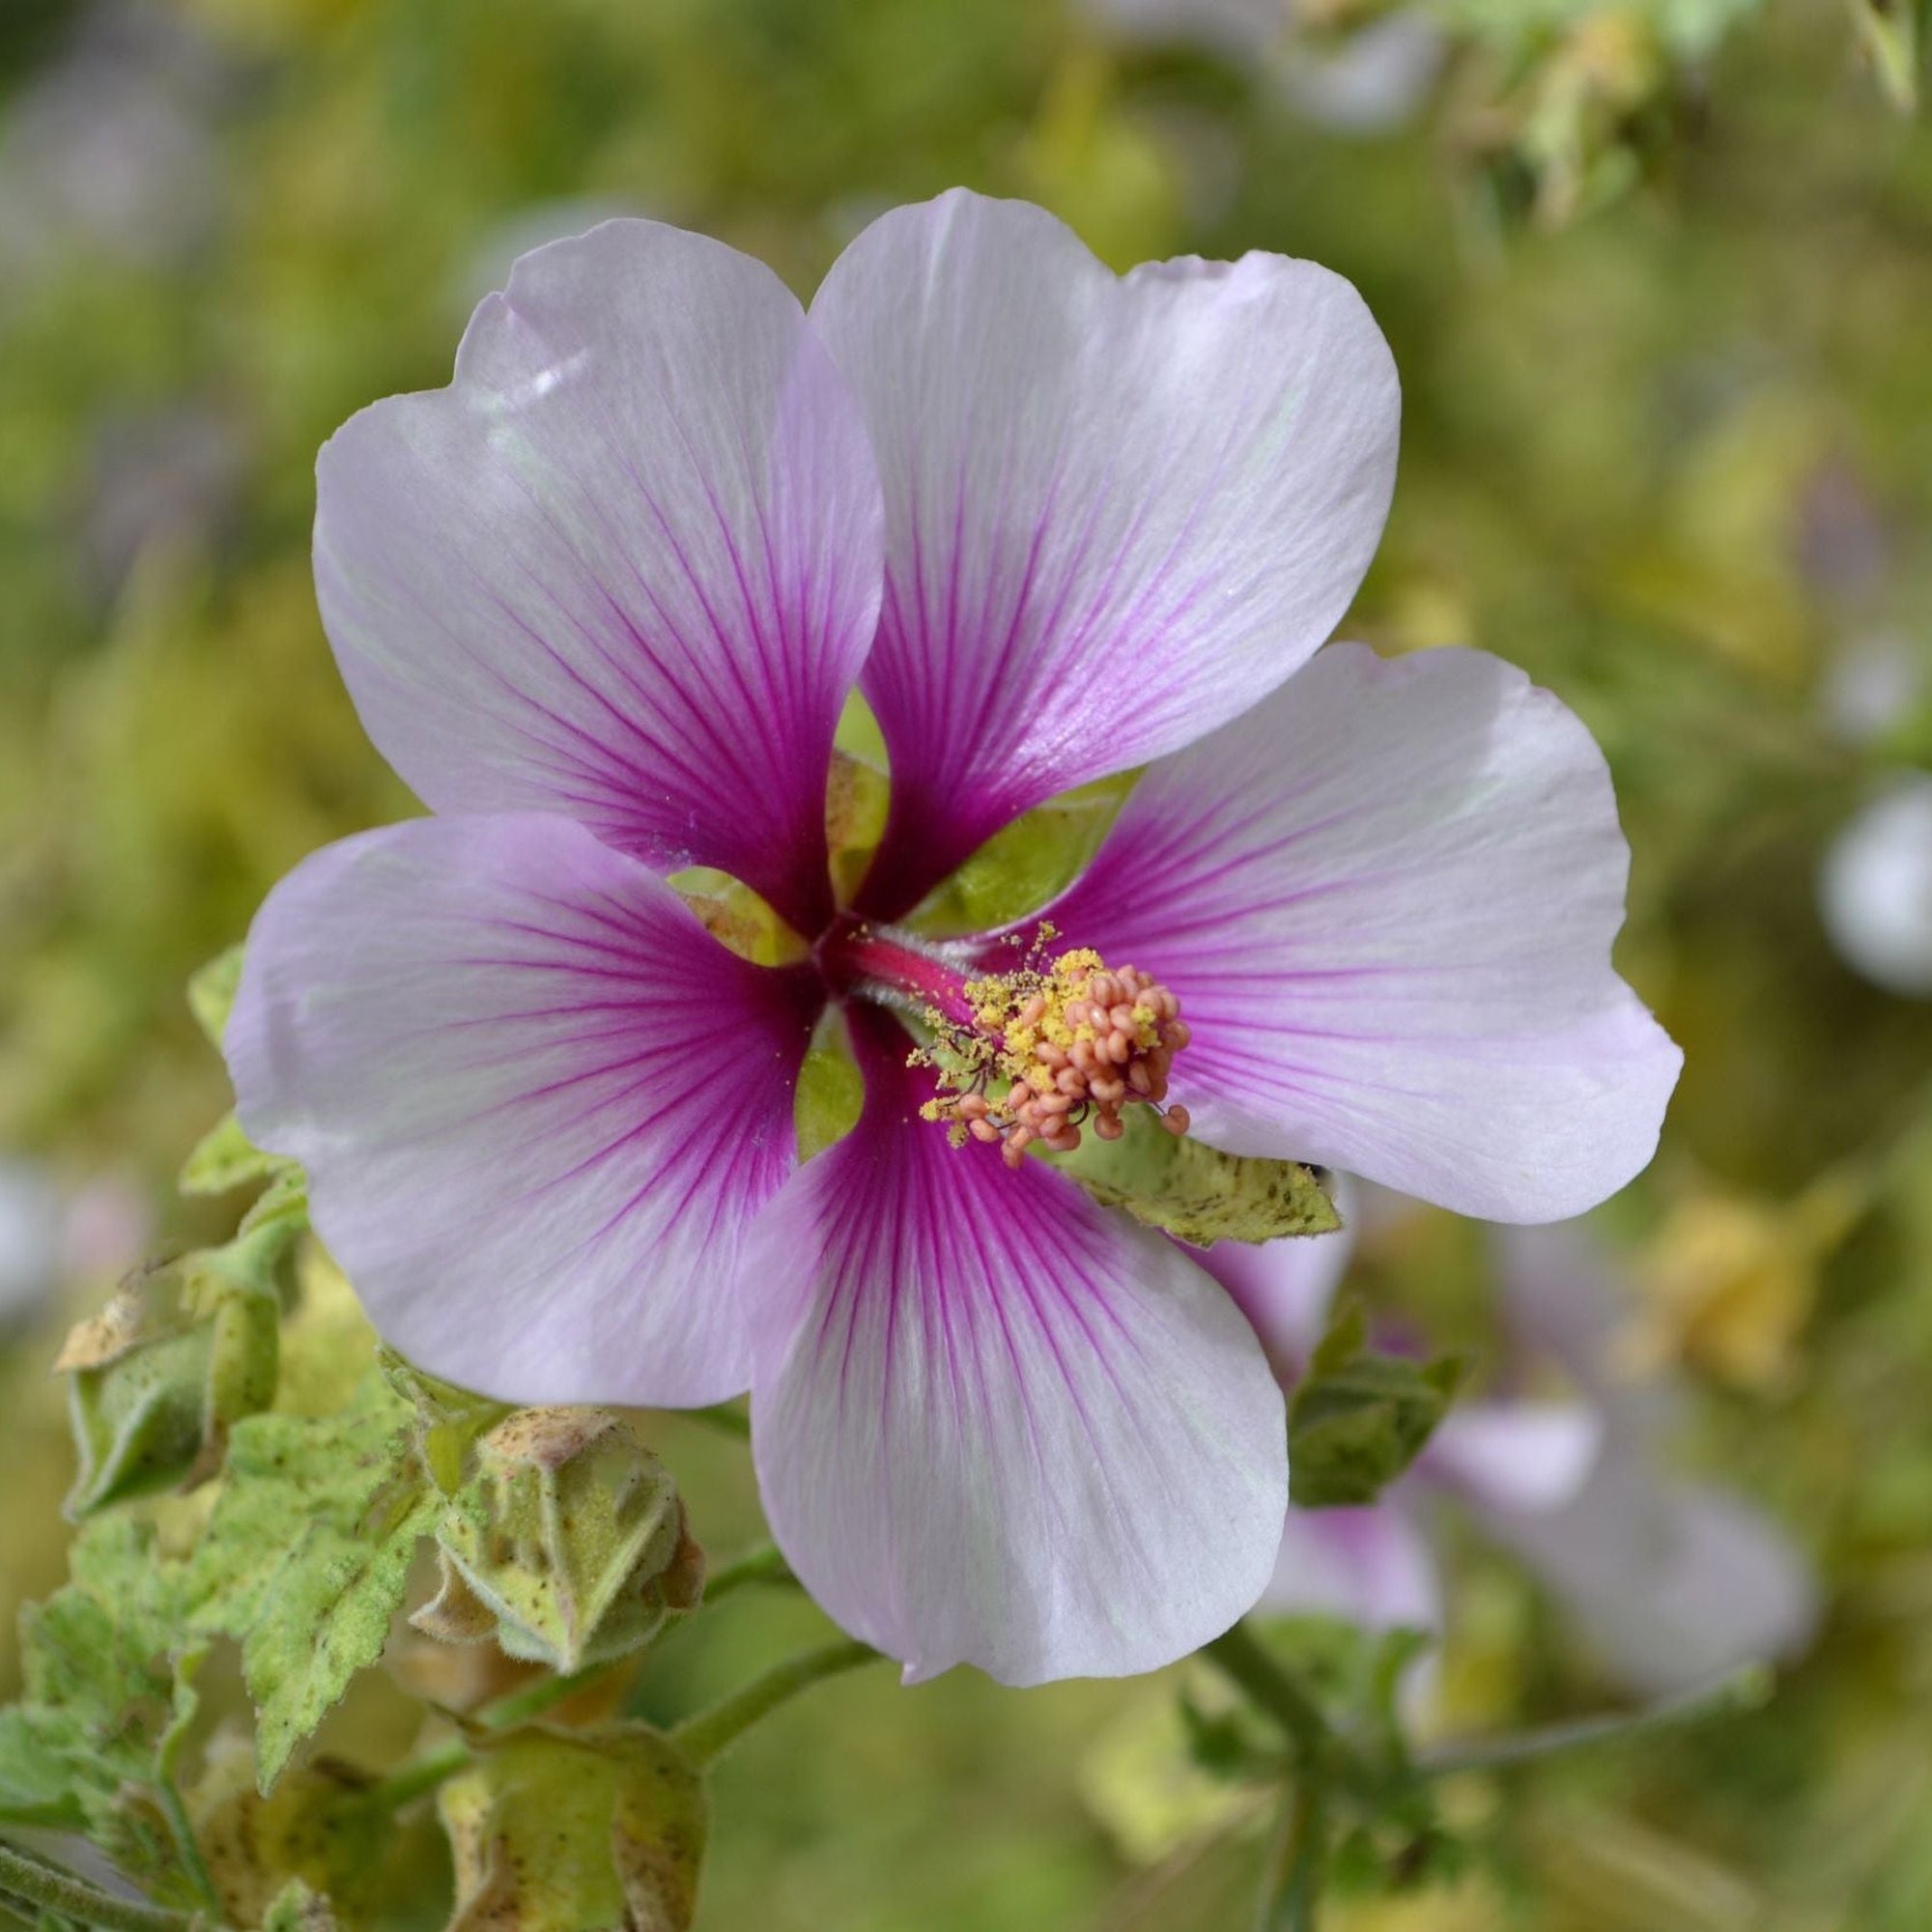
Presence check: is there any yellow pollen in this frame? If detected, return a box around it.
[919,934,1192,1169]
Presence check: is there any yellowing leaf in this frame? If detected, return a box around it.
[440,1725,707,1932]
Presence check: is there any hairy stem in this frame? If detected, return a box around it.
[0,1843,211,1932]
[1254,1776,1323,1932]
[671,1638,883,1768]
[701,1542,797,1606]
[355,1738,471,1816]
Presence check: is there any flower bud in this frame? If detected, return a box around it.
[414,1408,700,1673]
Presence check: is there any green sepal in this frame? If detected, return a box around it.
[439,1724,707,1932]
[187,1370,438,1791]
[180,1110,293,1199]
[188,943,247,1049]
[1051,1104,1341,1246]
[380,1350,511,1494]
[1286,1299,1471,1509]
[419,1409,700,1675]
[912,778,1129,936]
[59,1230,284,1518]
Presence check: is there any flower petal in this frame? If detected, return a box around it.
[743,1010,1287,1685]
[1260,1502,1441,1634]
[227,814,819,1406]
[809,189,1400,917]
[1423,1401,1602,1515]
[1183,1216,1355,1380]
[1038,643,1683,1222]
[315,219,883,935]
[1484,1468,1818,1697]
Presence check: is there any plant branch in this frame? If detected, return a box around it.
[1415,1666,1773,1779]
[1254,1776,1323,1932]
[671,1638,883,1768]
[0,1843,213,1932]
[700,1543,796,1607]
[1202,1624,1343,1773]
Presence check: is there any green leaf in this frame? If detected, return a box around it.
[439,1725,707,1932]
[180,1112,287,1198]
[188,1370,438,1791]
[1051,1104,1341,1246]
[188,944,247,1049]
[58,1237,282,1518]
[0,1518,206,1896]
[419,1409,698,1674]
[1849,0,1923,111]
[240,1166,310,1239]
[1286,1300,1471,1509]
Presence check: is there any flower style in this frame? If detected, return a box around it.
[228,189,1681,1685]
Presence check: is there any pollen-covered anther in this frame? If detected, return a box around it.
[927,950,1192,1169]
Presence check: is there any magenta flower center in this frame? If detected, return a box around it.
[820,919,1191,1168]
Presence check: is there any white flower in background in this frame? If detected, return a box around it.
[1823,632,1925,748]
[1200,1198,1817,1698]
[0,1161,64,1329]
[0,0,226,293]
[1491,1224,1820,1695]
[1085,0,1444,136]
[1819,775,1932,1000]
[0,1160,148,1331]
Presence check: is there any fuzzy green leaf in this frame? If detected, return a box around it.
[1287,1300,1471,1509]
[439,1725,707,1932]
[180,1112,286,1197]
[188,944,247,1049]
[1052,1105,1341,1246]
[189,1371,437,1791]
[0,1519,206,1895]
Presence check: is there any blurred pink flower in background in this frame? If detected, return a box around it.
[1202,1193,1817,1696]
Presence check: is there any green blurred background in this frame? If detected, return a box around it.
[4,0,1932,1925]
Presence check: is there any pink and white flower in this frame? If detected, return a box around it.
[227,190,1680,1685]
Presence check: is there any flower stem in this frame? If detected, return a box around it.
[0,1843,211,1932]
[687,1402,751,1440]
[156,1782,223,1919]
[474,1661,624,1732]
[701,1542,797,1606]
[356,1738,472,1816]
[1254,1776,1324,1932]
[1202,1623,1338,1770]
[1415,1665,1773,1779]
[671,1638,883,1768]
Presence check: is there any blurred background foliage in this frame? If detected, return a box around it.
[3,0,1932,1926]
